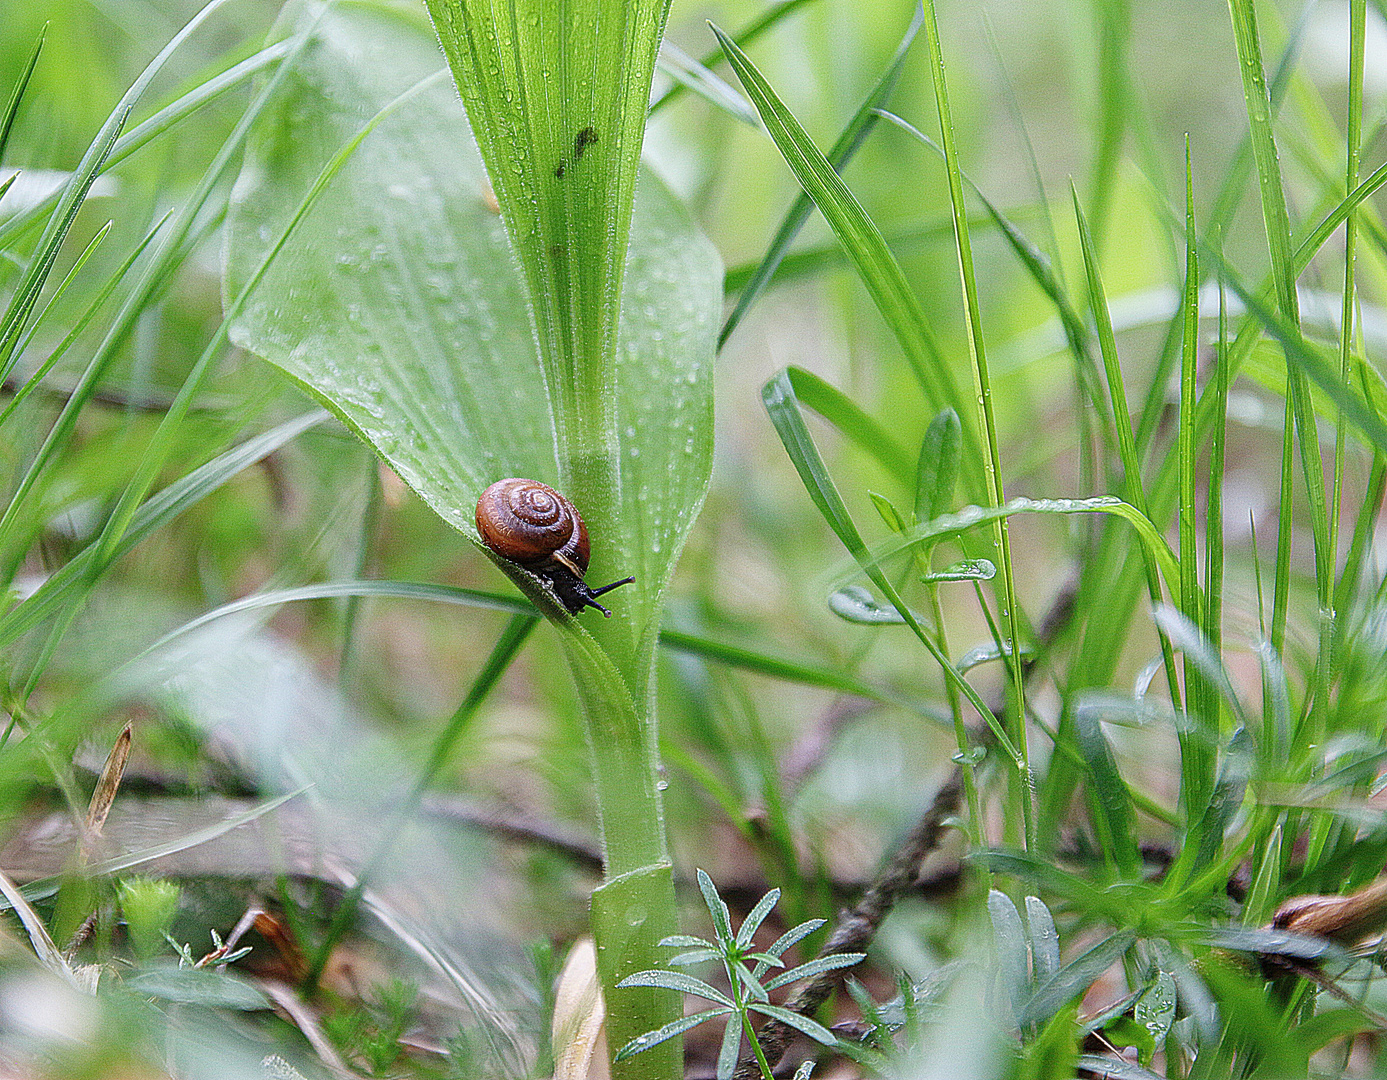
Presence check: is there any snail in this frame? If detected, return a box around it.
[476,478,635,617]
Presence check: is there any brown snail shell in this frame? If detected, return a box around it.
[475,478,633,616]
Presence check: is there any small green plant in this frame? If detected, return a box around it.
[117,876,181,960]
[614,869,862,1080]
[321,979,418,1077]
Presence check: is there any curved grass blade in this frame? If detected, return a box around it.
[716,25,975,476]
[763,367,1020,762]
[0,412,327,648]
[656,42,757,126]
[0,0,245,377]
[0,40,293,247]
[848,495,1180,596]
[0,112,126,385]
[0,26,44,166]
[785,365,913,479]
[650,0,817,115]
[720,6,922,347]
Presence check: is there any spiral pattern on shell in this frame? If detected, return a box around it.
[476,478,590,576]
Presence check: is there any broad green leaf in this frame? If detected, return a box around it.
[225,1,719,645]
[425,0,670,483]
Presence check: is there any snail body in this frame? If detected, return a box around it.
[476,478,634,616]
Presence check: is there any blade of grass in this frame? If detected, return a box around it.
[1178,140,1217,842]
[655,42,758,126]
[90,574,946,724]
[0,11,320,564]
[0,111,127,385]
[0,218,120,425]
[0,411,328,648]
[712,24,978,485]
[784,366,914,479]
[650,0,817,115]
[8,19,332,697]
[847,496,1180,599]
[917,0,1030,846]
[0,0,244,377]
[6,789,307,907]
[719,6,922,348]
[0,26,44,166]
[1227,0,1332,718]
[1073,187,1181,712]
[1072,705,1140,879]
[874,111,1113,459]
[0,39,293,248]
[1331,0,1366,656]
[762,367,1020,766]
[1085,0,1132,254]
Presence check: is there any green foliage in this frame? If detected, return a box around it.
[4,0,1387,1076]
[322,980,419,1076]
[614,869,860,1080]
[116,876,181,960]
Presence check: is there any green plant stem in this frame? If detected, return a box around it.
[919,0,1030,848]
[741,1008,776,1080]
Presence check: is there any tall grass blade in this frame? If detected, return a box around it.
[0,26,44,166]
[714,25,975,475]
[917,0,1030,844]
[719,7,921,348]
[1227,0,1332,707]
[763,368,1018,763]
[1177,140,1215,831]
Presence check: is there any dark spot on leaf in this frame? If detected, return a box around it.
[554,160,566,179]
[573,126,598,161]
